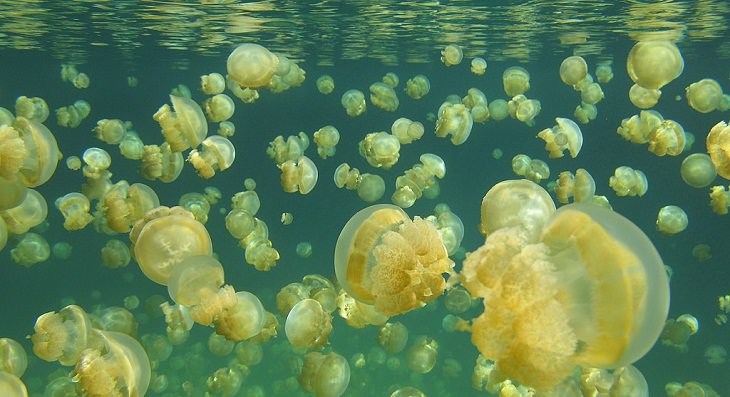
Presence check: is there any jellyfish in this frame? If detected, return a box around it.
[119,131,145,160]
[406,336,438,374]
[435,102,473,145]
[227,43,279,89]
[369,82,399,112]
[660,314,698,352]
[30,305,95,366]
[1,189,48,235]
[188,135,236,179]
[608,166,648,197]
[709,185,730,215]
[559,56,588,87]
[153,95,208,152]
[203,93,235,122]
[680,153,716,188]
[313,125,340,159]
[0,126,27,180]
[488,99,509,121]
[502,67,530,97]
[334,204,454,316]
[463,181,670,390]
[405,75,430,99]
[441,44,463,66]
[616,110,663,144]
[574,102,597,124]
[629,84,661,109]
[537,117,583,158]
[316,75,335,95]
[626,40,684,90]
[358,131,400,169]
[685,78,723,113]
[97,181,160,233]
[14,117,62,188]
[648,119,685,156]
[298,351,350,397]
[93,119,126,145]
[341,89,367,117]
[391,118,424,145]
[471,57,487,75]
[507,94,541,126]
[378,322,409,354]
[267,132,310,166]
[200,72,226,95]
[279,155,318,194]
[511,154,550,184]
[595,62,614,83]
[285,298,333,349]
[392,154,446,208]
[15,96,49,123]
[0,338,27,377]
[706,121,730,179]
[0,372,27,397]
[656,205,688,236]
[357,174,385,203]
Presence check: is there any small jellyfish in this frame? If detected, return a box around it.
[686,78,723,113]
[502,66,530,97]
[656,205,688,236]
[213,290,266,341]
[296,242,313,258]
[15,96,49,123]
[470,57,487,75]
[341,89,367,117]
[313,125,340,159]
[285,298,333,349]
[405,75,430,100]
[488,99,509,121]
[378,322,409,354]
[153,95,208,152]
[227,43,279,89]
[203,94,235,122]
[316,75,335,95]
[608,166,648,197]
[358,132,400,169]
[507,94,541,126]
[536,117,583,158]
[559,55,588,87]
[680,153,716,188]
[629,84,661,109]
[706,121,730,179]
[435,102,473,145]
[648,119,685,156]
[595,62,614,83]
[200,72,226,95]
[298,351,350,397]
[30,305,94,365]
[440,44,463,66]
[704,345,727,365]
[511,154,550,184]
[10,232,49,267]
[626,40,684,90]
[369,82,399,112]
[357,174,385,203]
[55,192,93,231]
[0,338,27,377]
[406,336,438,374]
[188,135,236,179]
[93,119,126,145]
[660,314,698,352]
[391,118,424,144]
[279,155,318,194]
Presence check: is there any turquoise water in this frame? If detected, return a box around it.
[1,0,730,395]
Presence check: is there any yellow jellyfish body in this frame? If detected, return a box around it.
[316,75,335,94]
[313,125,340,159]
[200,72,225,95]
[0,338,27,377]
[686,78,723,113]
[369,82,399,112]
[479,179,555,241]
[167,255,224,307]
[215,291,266,341]
[93,119,126,145]
[444,287,473,314]
[507,94,541,126]
[31,305,94,365]
[704,345,727,364]
[334,204,454,316]
[488,99,509,121]
[203,94,235,122]
[10,232,50,267]
[55,192,93,231]
[559,55,588,87]
[357,174,385,203]
[216,121,235,137]
[709,185,730,215]
[656,205,688,235]
[502,66,530,97]
[628,84,661,109]
[616,110,664,144]
[441,44,463,66]
[154,95,208,152]
[0,372,27,397]
[187,135,236,179]
[341,89,367,117]
[660,314,698,351]
[471,57,487,75]
[279,155,318,194]
[285,298,333,349]
[119,131,145,160]
[1,189,48,235]
[15,96,49,123]
[680,153,716,188]
[130,206,213,285]
[574,102,597,124]
[626,40,684,90]
[391,118,424,144]
[705,121,730,179]
[435,102,473,145]
[406,336,438,374]
[267,132,310,166]
[14,117,62,188]
[358,131,401,169]
[391,154,446,209]
[299,351,350,397]
[647,119,685,156]
[0,176,27,212]
[609,166,648,197]
[0,125,27,180]
[100,239,131,269]
[405,75,430,99]
[227,43,279,89]
[537,117,583,158]
[596,62,614,83]
[511,154,550,184]
[378,322,409,354]
[334,163,361,190]
[580,82,604,105]
[73,330,151,397]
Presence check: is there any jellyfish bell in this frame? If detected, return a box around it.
[227,43,279,89]
[559,55,588,87]
[680,153,716,188]
[479,179,556,241]
[626,40,684,90]
[285,298,332,349]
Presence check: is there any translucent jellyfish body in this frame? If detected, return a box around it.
[656,205,688,235]
[502,66,530,97]
[537,117,583,158]
[463,186,669,390]
[511,154,550,184]
[0,125,26,179]
[130,206,213,285]
[14,117,62,187]
[200,72,225,95]
[629,84,661,109]
[706,121,730,179]
[405,75,430,99]
[203,93,235,122]
[101,239,131,269]
[10,232,50,267]
[56,100,91,128]
[153,95,208,152]
[440,44,463,66]
[648,119,685,156]
[313,125,340,159]
[227,43,279,89]
[0,372,27,397]
[391,118,424,144]
[686,78,723,113]
[215,291,266,341]
[392,154,446,208]
[0,338,27,377]
[559,55,588,87]
[298,351,350,397]
[369,82,399,112]
[316,75,335,95]
[279,155,318,194]
[471,57,487,75]
[334,204,454,316]
[555,168,596,204]
[660,314,698,352]
[188,135,235,179]
[406,336,438,374]
[627,40,684,90]
[55,192,93,231]
[94,119,126,145]
[358,131,400,169]
[1,188,48,235]
[97,181,159,233]
[507,94,541,126]
[479,179,555,241]
[341,89,367,117]
[435,102,473,145]
[15,96,49,123]
[285,298,333,349]
[680,153,716,188]
[609,166,648,197]
[31,305,95,366]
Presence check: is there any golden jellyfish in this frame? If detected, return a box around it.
[392,154,446,208]
[369,82,399,112]
[313,125,340,159]
[82,147,111,180]
[299,351,350,397]
[130,206,213,285]
[656,205,688,235]
[0,372,27,397]
[93,119,126,145]
[391,118,424,144]
[167,255,224,308]
[101,239,131,269]
[537,117,583,158]
[285,298,333,349]
[97,306,137,337]
[680,153,716,188]
[0,338,27,377]
[153,95,208,152]
[281,212,294,225]
[214,291,266,341]
[686,78,723,113]
[488,99,509,121]
[15,96,49,123]
[188,135,236,179]
[140,143,184,183]
[341,89,367,117]
[609,166,648,197]
[0,125,27,179]
[357,173,385,203]
[203,93,235,122]
[179,192,211,224]
[629,84,661,109]
[65,155,81,170]
[378,322,409,354]
[55,192,93,231]
[692,244,712,262]
[511,154,550,184]
[334,163,361,190]
[390,386,425,397]
[580,82,604,105]
[435,102,473,145]
[334,204,454,316]
[119,131,145,160]
[616,110,663,144]
[14,117,62,188]
[72,73,90,89]
[502,66,530,97]
[217,120,235,138]
[430,203,464,256]
[660,314,698,352]
[200,72,225,95]
[31,304,95,365]
[704,345,727,364]
[209,333,234,357]
[440,44,463,66]
[279,155,318,194]
[358,131,400,169]
[444,287,473,314]
[405,75,430,99]
[0,107,15,126]
[574,102,597,124]
[596,62,614,83]
[709,185,730,215]
[267,132,310,165]
[1,189,48,235]
[406,336,438,374]
[507,94,541,126]
[479,179,555,240]
[227,43,279,89]
[471,57,487,75]
[626,40,684,90]
[719,94,730,112]
[56,99,91,128]
[72,330,151,397]
[648,119,685,156]
[706,121,730,179]
[316,75,335,95]
[559,55,588,87]
[464,192,670,390]
[98,181,160,233]
[296,241,313,258]
[382,72,399,88]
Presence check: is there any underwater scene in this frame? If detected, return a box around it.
[1,0,730,396]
